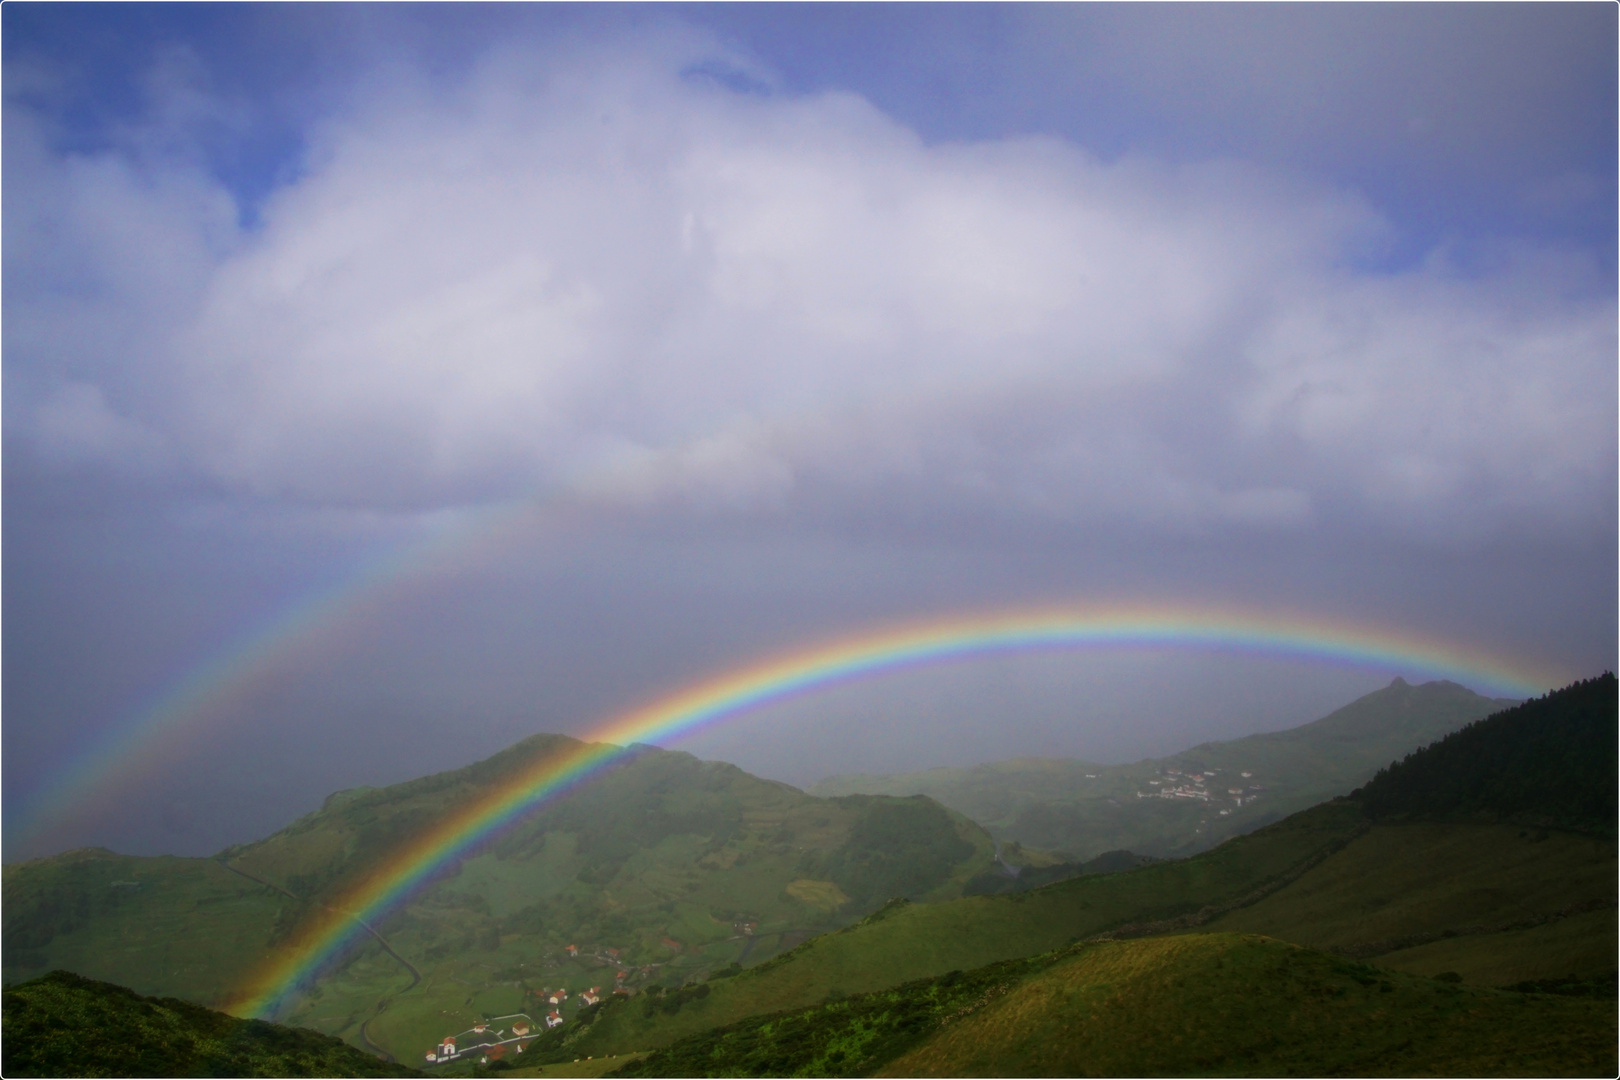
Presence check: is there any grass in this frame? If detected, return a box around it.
[2,850,285,1006]
[1373,907,1618,985]
[1,970,420,1078]
[882,934,1616,1077]
[547,800,1370,1059]
[596,934,1613,1077]
[1205,821,1616,983]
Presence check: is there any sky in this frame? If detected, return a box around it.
[5,3,1615,860]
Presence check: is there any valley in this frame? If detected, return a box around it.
[4,675,1613,1076]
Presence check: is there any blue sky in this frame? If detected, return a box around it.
[5,3,1615,858]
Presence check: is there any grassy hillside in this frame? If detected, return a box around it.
[1208,676,1619,984]
[813,678,1514,859]
[1206,822,1615,982]
[1,970,420,1078]
[522,679,1617,1066]
[1,849,285,1004]
[4,736,999,1065]
[516,800,1371,1061]
[603,934,1614,1078]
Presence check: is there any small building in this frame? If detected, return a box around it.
[440,1037,457,1057]
[546,1011,564,1029]
[512,1021,531,1037]
[473,1024,488,1034]
[580,989,601,1006]
[549,989,567,1005]
[605,947,621,958]
[565,944,579,956]
[425,1052,438,1063]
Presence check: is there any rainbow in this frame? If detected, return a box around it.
[227,603,1554,1017]
[10,495,587,852]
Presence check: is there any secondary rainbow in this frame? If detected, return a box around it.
[229,604,1554,1017]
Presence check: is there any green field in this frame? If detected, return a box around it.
[597,934,1613,1078]
[883,934,1615,1078]
[1207,821,1616,980]
[517,799,1372,1061]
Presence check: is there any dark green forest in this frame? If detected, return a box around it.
[1352,673,1616,832]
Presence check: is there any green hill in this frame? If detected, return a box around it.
[811,678,1517,860]
[498,800,1376,1063]
[1,970,420,1078]
[1352,673,1616,832]
[4,737,999,1064]
[605,934,1614,1079]
[1209,674,1618,984]
[8,678,1608,1075]
[523,680,1614,1067]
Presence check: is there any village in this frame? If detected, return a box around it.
[421,926,757,1067]
[1136,766,1264,817]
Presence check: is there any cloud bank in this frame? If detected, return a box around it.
[8,37,1614,543]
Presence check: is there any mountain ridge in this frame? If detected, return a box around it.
[810,677,1518,859]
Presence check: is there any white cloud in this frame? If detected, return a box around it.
[7,38,1613,541]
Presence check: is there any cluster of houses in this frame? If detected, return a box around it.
[424,1013,538,1065]
[1138,767,1262,812]
[423,983,617,1065]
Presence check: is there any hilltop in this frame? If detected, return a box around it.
[812,678,1516,859]
[4,736,1000,1063]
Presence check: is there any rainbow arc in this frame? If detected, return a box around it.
[225,604,1553,1016]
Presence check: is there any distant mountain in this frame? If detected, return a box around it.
[1,970,420,1078]
[811,678,1518,859]
[3,736,998,1064]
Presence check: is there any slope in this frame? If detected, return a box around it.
[881,934,1614,1078]
[543,677,1614,1063]
[1,969,421,1078]
[1206,673,1617,985]
[599,934,1613,1078]
[813,678,1516,859]
[510,799,1371,1062]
